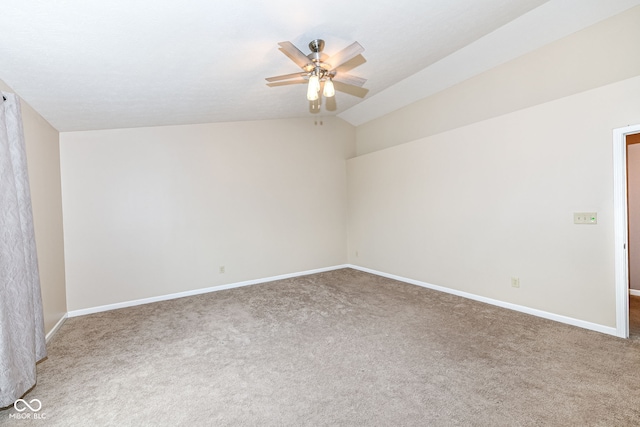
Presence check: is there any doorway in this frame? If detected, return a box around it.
[613,124,640,338]
[627,133,640,339]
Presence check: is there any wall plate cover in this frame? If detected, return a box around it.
[573,212,597,224]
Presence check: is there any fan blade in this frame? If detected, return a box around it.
[333,81,369,98]
[326,42,364,70]
[267,78,307,87]
[333,73,367,88]
[266,72,306,82]
[278,41,311,69]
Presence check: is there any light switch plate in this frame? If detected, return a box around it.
[574,212,597,224]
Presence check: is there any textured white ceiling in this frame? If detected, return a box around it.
[0,0,638,131]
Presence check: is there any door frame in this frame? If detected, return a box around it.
[613,123,640,338]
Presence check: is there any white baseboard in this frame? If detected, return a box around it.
[45,313,68,343]
[62,263,620,337]
[348,264,618,337]
[67,264,350,318]
[630,289,640,297]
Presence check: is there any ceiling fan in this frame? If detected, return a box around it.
[265,39,367,102]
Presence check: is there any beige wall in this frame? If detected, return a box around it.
[356,5,640,156]
[0,79,67,334]
[60,117,355,311]
[628,134,640,291]
[348,75,640,327]
[348,7,640,329]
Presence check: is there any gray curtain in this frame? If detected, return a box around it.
[0,92,47,408]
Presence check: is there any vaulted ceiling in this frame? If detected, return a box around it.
[1,0,638,131]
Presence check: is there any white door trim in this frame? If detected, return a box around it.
[613,123,640,338]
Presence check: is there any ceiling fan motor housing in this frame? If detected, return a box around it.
[305,39,331,76]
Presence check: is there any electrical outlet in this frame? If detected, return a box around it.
[511,277,520,288]
[219,266,225,274]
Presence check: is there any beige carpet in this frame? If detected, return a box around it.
[2,268,640,426]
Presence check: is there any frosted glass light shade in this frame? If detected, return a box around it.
[307,75,320,101]
[323,78,335,97]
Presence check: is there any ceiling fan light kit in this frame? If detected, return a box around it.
[266,38,366,106]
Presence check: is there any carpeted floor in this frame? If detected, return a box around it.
[2,268,640,426]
